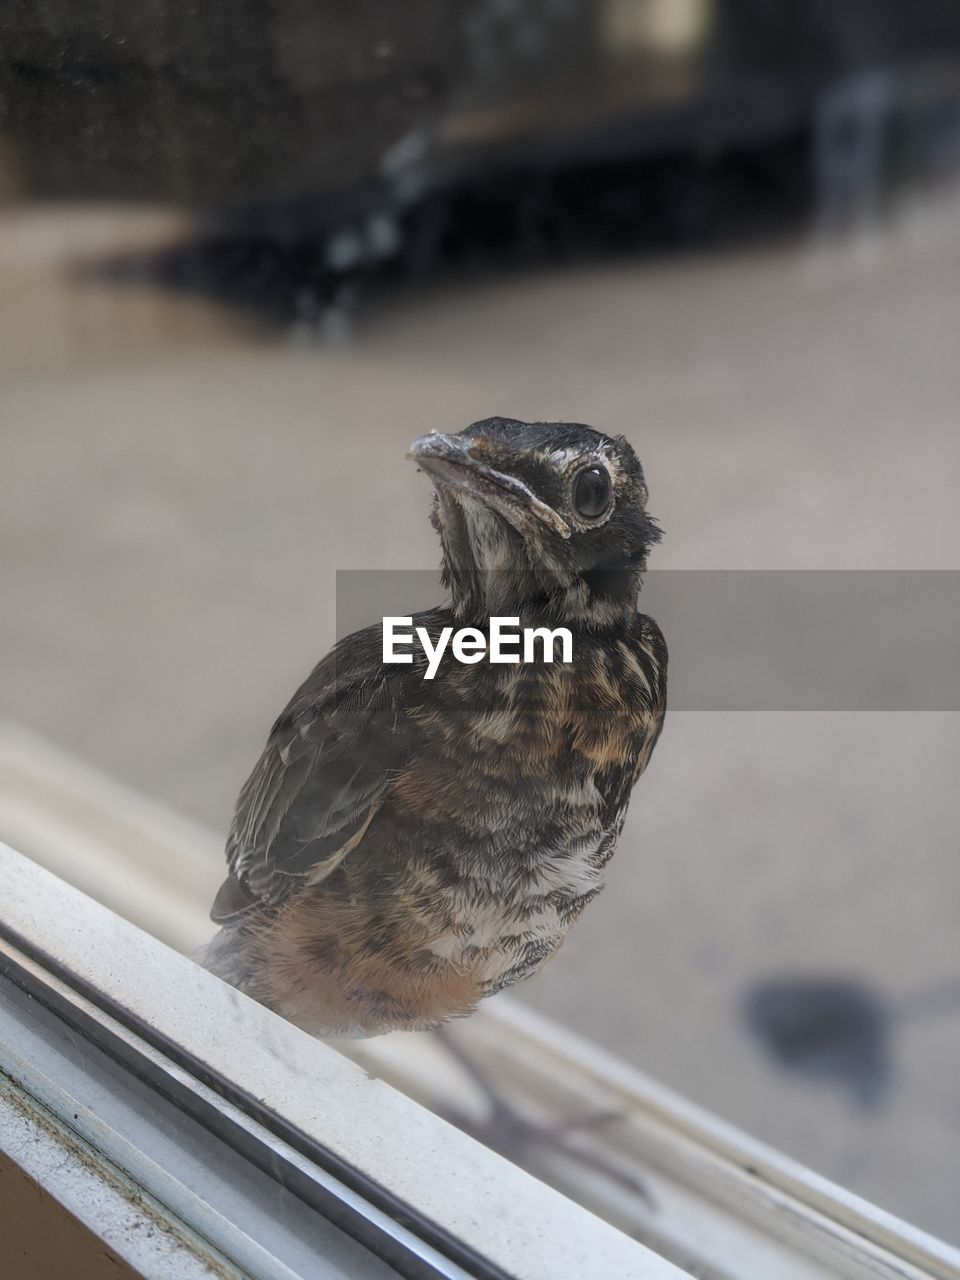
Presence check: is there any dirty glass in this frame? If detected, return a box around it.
[1,0,959,1250]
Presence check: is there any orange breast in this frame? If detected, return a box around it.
[247,890,484,1037]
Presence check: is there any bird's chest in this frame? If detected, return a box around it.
[403,643,646,990]
[438,643,644,775]
[422,786,624,993]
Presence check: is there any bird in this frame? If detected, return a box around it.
[201,417,667,1040]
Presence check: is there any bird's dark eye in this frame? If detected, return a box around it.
[572,465,612,519]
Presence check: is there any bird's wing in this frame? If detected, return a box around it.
[212,626,421,922]
[631,612,668,782]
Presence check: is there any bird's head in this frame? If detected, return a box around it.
[408,417,661,623]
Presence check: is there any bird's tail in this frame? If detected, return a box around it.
[193,926,256,993]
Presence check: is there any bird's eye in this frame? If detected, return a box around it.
[571,465,612,519]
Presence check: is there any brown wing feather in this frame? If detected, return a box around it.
[214,621,423,920]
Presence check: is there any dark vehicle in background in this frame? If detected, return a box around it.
[3,1,959,312]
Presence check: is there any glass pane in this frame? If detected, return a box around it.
[2,0,959,1251]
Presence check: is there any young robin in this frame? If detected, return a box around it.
[201,417,667,1038]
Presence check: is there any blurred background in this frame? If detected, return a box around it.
[1,0,959,1244]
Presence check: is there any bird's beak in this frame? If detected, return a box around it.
[407,433,570,539]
